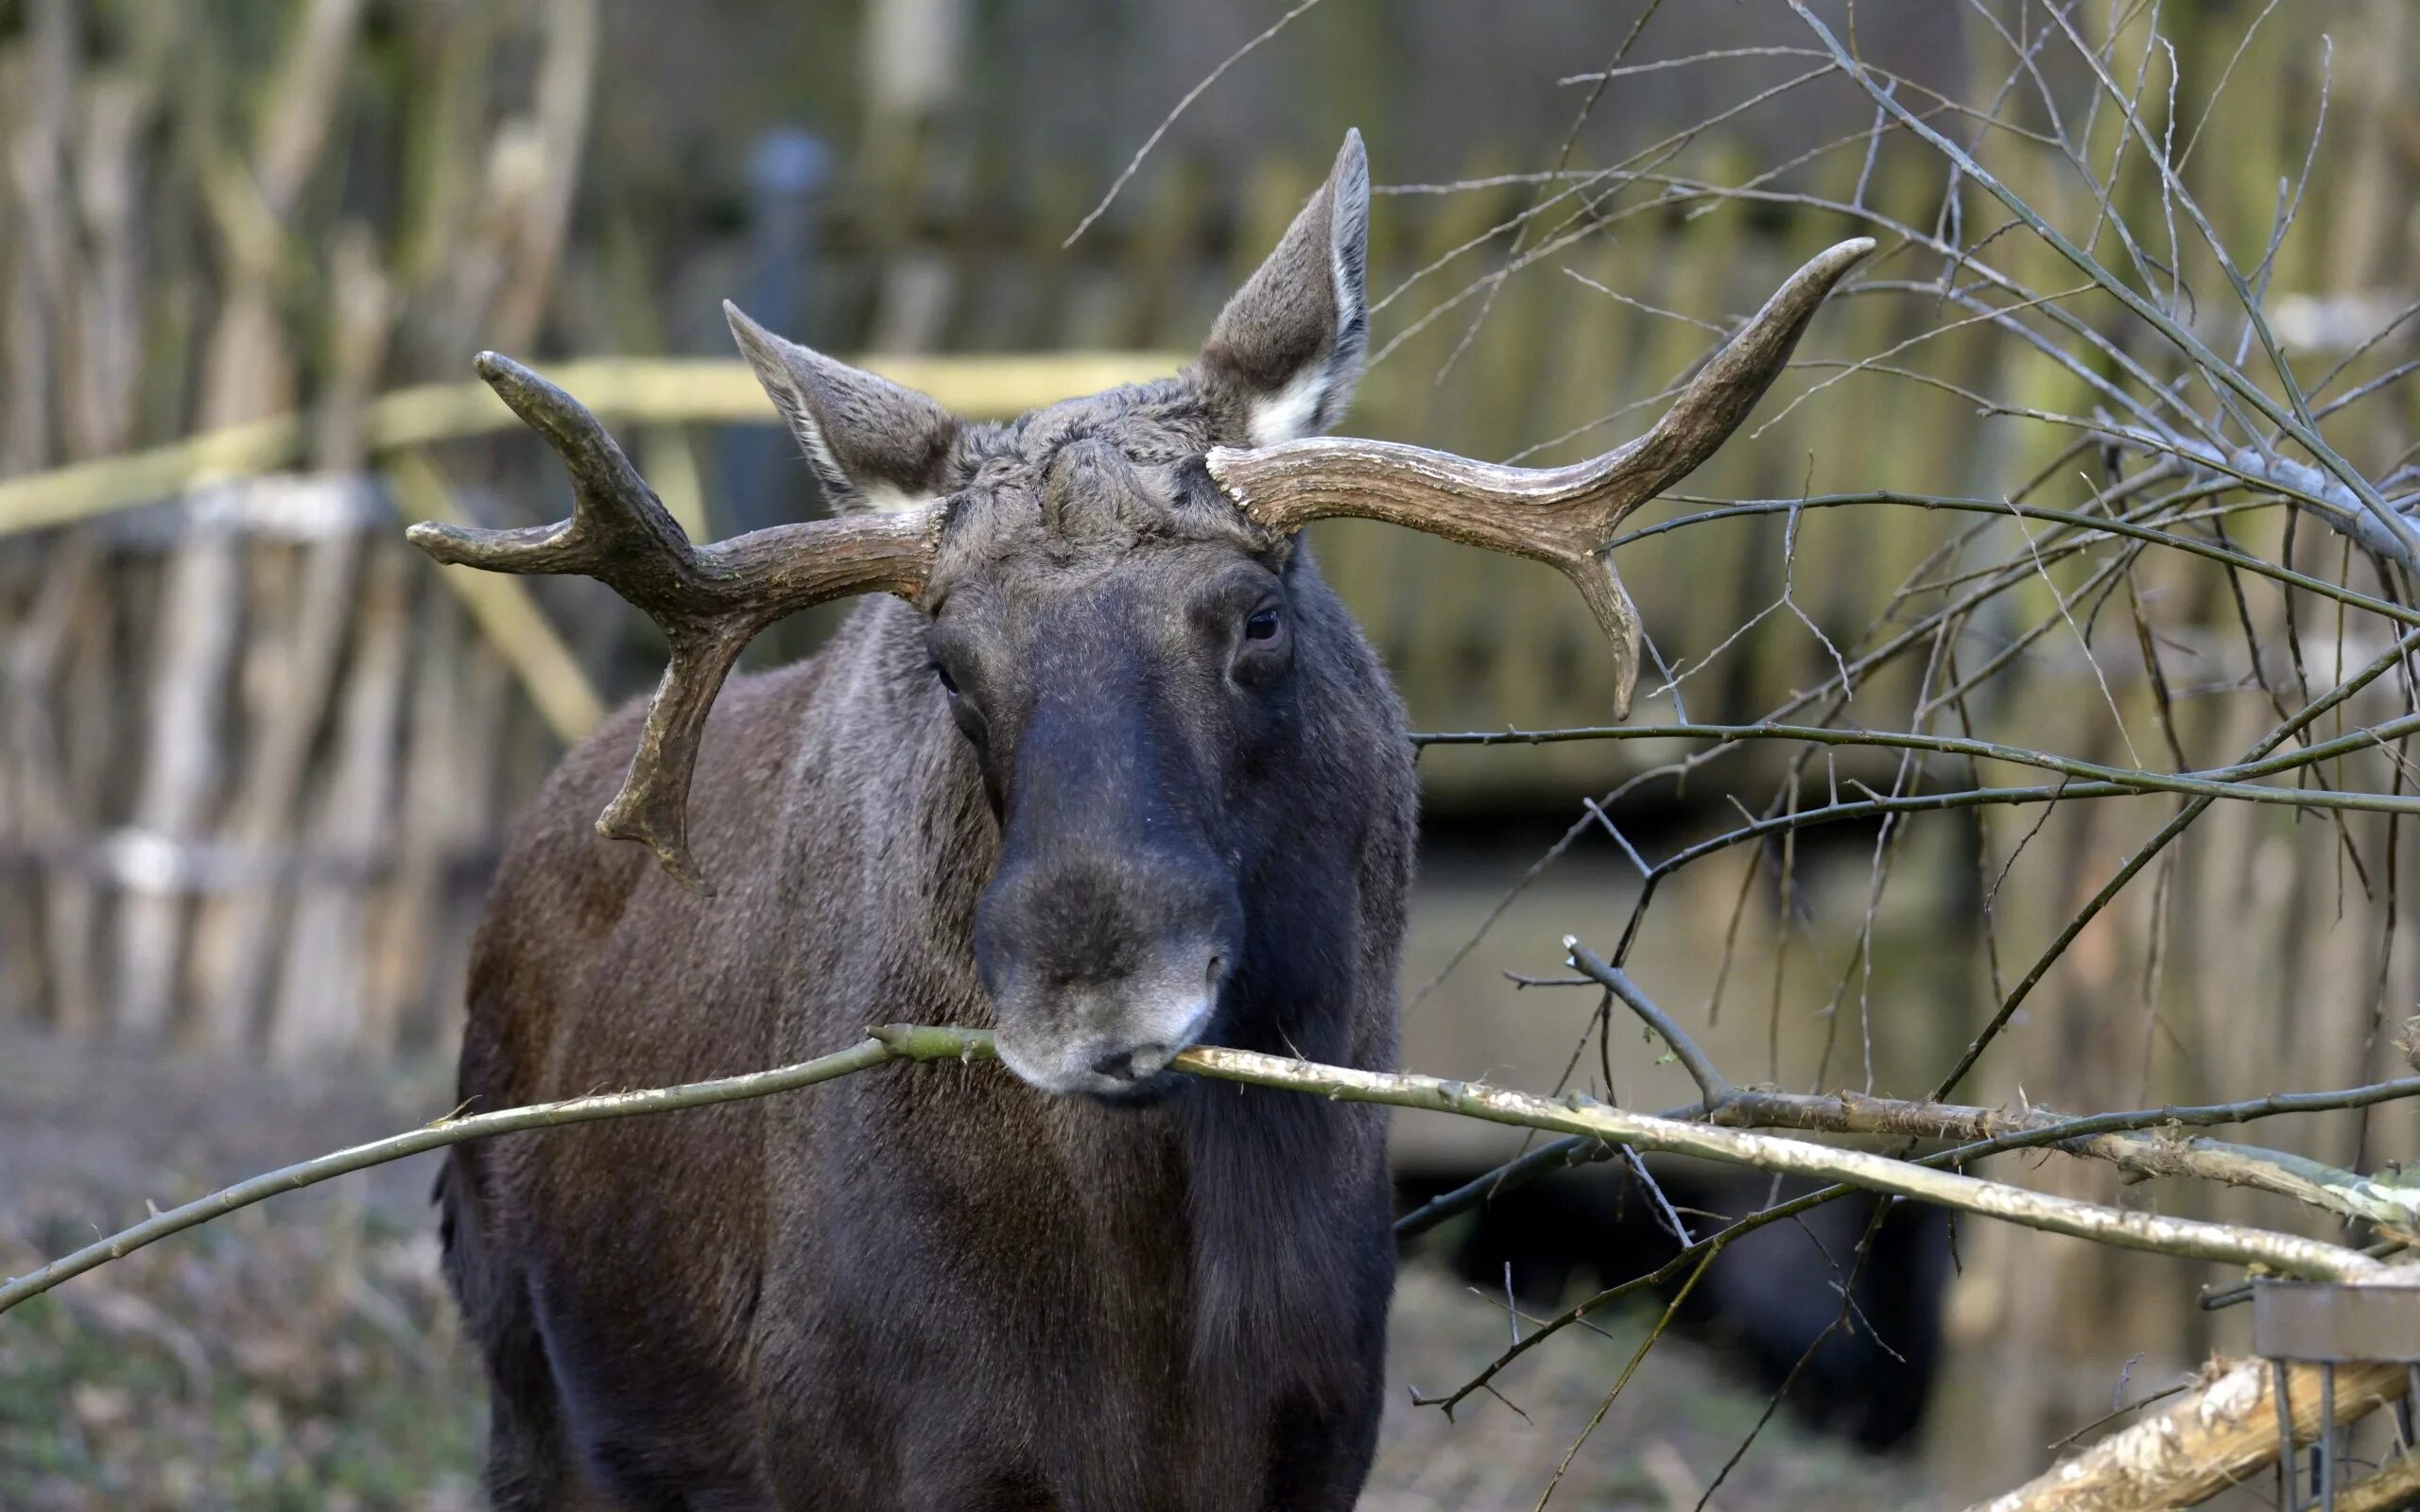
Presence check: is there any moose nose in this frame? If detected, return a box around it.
[975,856,1239,1099]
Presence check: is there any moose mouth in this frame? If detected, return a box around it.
[993,997,1218,1105]
[1086,1003,1217,1107]
[1085,1068,1190,1108]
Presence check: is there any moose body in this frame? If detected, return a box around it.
[427,129,1867,1509]
[445,584,1409,1508]
[442,136,1415,1508]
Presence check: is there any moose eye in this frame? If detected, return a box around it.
[1243,608,1282,642]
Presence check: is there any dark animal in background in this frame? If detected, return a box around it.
[1402,1163,1953,1452]
[421,130,1871,1509]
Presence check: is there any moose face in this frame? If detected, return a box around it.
[938,485,1286,1100]
[725,141,1374,1098]
[411,125,1866,1102]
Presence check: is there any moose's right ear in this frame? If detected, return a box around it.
[1201,129,1370,447]
[725,301,961,515]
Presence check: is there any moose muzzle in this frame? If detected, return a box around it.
[972,677,1245,1100]
[977,848,1242,1099]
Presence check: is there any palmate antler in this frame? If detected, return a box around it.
[406,354,943,894]
[1205,237,1876,717]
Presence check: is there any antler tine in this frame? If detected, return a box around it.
[1206,237,1876,717]
[408,352,706,601]
[406,352,943,894]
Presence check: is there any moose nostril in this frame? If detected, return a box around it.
[1205,955,1223,993]
[1090,1048,1138,1080]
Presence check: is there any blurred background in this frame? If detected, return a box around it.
[5,1,2420,1506]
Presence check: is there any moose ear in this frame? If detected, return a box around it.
[1201,129,1370,446]
[725,301,961,515]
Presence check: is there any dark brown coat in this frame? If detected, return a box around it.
[441,136,1417,1511]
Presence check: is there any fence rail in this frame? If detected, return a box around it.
[0,353,1189,538]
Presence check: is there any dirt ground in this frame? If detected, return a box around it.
[0,1027,1927,1510]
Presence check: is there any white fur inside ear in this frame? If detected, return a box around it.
[790,411,851,492]
[856,481,941,514]
[1248,366,1331,446]
[788,408,936,514]
[1241,154,1364,448]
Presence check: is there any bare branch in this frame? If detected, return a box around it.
[1564,954,2420,1227]
[0,1029,942,1316]
[1170,1043,2379,1281]
[7,1025,2389,1321]
[1569,940,1730,1103]
[1788,0,2420,560]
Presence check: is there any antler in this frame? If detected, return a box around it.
[406,352,942,894]
[1205,237,1876,717]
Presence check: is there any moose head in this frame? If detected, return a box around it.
[409,132,1870,1100]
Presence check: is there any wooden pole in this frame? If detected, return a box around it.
[1965,1358,2409,1512]
[0,353,1191,541]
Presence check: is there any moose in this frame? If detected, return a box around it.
[419,130,1869,1509]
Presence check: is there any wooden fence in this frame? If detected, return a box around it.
[0,67,2031,1059]
[11,0,2420,1494]
[7,107,2416,1052]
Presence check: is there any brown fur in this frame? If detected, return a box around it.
[441,135,1414,1510]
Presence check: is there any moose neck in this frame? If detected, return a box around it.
[872,581,1399,1377]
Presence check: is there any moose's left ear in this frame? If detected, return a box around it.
[1201,129,1370,446]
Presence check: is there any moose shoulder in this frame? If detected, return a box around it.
[424,130,1868,1509]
